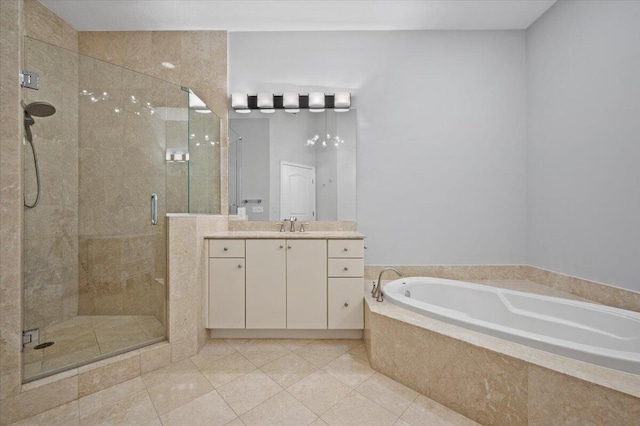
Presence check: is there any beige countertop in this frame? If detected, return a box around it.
[204,231,365,239]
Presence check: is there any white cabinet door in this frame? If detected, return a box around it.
[286,240,327,329]
[328,278,364,329]
[246,239,286,328]
[209,258,245,328]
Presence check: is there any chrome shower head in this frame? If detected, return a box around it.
[24,101,56,117]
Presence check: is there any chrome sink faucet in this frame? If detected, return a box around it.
[372,267,404,302]
[286,216,297,232]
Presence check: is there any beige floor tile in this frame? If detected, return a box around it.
[393,419,412,426]
[78,390,158,426]
[78,376,146,415]
[355,373,419,417]
[240,391,318,426]
[200,352,257,388]
[271,339,315,352]
[294,341,349,368]
[225,419,246,426]
[141,358,200,389]
[143,359,214,415]
[234,340,291,367]
[287,371,352,416]
[260,352,318,387]
[322,353,375,388]
[217,371,283,416]
[11,400,79,426]
[348,344,369,362]
[140,419,163,426]
[400,395,479,426]
[310,419,329,426]
[160,390,237,426]
[191,339,237,370]
[321,391,398,426]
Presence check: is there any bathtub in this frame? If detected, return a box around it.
[382,277,640,374]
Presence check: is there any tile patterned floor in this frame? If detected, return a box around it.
[13,338,478,425]
[23,315,165,380]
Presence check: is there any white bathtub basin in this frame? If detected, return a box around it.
[383,277,640,374]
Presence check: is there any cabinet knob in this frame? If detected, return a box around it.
[223,247,228,251]
[343,248,348,252]
[344,267,349,271]
[344,302,349,307]
[287,245,292,249]
[279,245,284,249]
[237,264,243,269]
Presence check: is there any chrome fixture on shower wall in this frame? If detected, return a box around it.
[23,101,56,208]
[231,92,351,114]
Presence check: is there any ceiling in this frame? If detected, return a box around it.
[39,0,556,32]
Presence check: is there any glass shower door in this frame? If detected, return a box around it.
[22,37,186,382]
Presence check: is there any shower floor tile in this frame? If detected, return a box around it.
[23,315,164,381]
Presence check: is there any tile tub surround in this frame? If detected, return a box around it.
[364,289,640,426]
[365,265,640,313]
[10,338,478,426]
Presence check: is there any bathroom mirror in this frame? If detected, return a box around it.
[229,109,357,221]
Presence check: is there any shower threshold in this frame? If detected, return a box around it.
[23,315,165,383]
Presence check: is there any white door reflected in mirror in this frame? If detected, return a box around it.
[280,161,315,221]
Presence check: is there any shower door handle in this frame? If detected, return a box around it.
[150,193,158,225]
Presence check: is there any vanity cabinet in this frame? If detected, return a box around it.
[208,240,245,328]
[327,240,365,329]
[245,240,287,328]
[286,240,327,329]
[207,235,364,331]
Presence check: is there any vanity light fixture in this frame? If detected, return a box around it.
[308,92,325,112]
[283,92,300,113]
[334,92,351,112]
[230,92,352,112]
[231,92,251,113]
[257,92,275,113]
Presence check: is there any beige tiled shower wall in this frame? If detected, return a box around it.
[22,37,79,330]
[78,31,229,212]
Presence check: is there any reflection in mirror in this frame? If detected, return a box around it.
[229,110,357,221]
[165,90,221,214]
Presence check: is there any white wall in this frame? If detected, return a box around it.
[230,31,527,265]
[526,1,640,291]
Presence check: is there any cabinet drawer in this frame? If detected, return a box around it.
[209,239,245,258]
[328,240,364,258]
[328,278,364,329]
[328,258,364,277]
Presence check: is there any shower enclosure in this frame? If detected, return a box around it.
[21,37,220,382]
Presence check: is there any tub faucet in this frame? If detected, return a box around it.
[373,267,404,302]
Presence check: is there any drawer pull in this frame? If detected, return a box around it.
[344,302,349,307]
[344,267,349,271]
[287,245,292,249]
[343,248,348,252]
[223,247,228,251]
[279,245,284,249]
[237,264,243,269]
